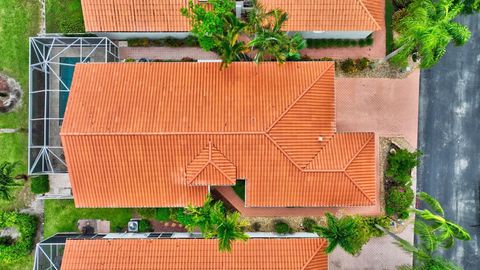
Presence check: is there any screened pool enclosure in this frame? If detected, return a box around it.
[29,37,119,174]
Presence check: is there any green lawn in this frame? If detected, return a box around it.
[44,200,135,238]
[0,0,40,129]
[46,0,85,33]
[385,0,394,54]
[3,255,34,270]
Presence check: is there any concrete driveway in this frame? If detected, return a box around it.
[418,14,480,270]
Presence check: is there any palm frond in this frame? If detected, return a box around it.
[417,192,444,216]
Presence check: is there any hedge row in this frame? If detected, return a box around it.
[128,36,200,47]
[306,37,373,49]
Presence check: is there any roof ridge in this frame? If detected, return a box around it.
[344,171,375,205]
[343,133,375,170]
[209,162,236,184]
[357,0,382,30]
[266,62,335,133]
[263,133,303,171]
[301,239,327,270]
[187,162,210,185]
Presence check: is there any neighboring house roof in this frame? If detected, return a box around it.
[61,238,328,269]
[60,62,377,208]
[80,0,382,32]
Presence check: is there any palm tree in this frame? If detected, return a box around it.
[389,0,471,68]
[376,222,462,270]
[314,213,363,255]
[248,5,306,63]
[216,211,250,252]
[414,192,471,248]
[0,161,22,201]
[215,14,249,69]
[178,195,250,252]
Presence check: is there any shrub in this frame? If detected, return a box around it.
[128,38,150,47]
[124,58,136,62]
[30,176,49,194]
[155,208,171,221]
[274,220,292,234]
[0,236,15,246]
[318,57,334,61]
[358,216,391,238]
[386,186,414,218]
[386,149,422,186]
[302,218,317,232]
[138,219,153,232]
[137,208,156,219]
[250,222,261,232]
[394,0,413,9]
[356,57,371,71]
[359,39,367,47]
[59,16,85,33]
[181,57,196,62]
[0,212,38,263]
[366,37,374,46]
[340,59,358,74]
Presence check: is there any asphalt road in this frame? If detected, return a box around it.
[417,14,480,269]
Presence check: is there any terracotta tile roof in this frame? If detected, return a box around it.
[61,62,377,208]
[61,238,328,270]
[80,0,382,32]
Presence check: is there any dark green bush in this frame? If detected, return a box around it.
[30,176,49,194]
[366,37,374,46]
[386,186,414,218]
[0,236,14,246]
[155,208,171,221]
[274,220,292,234]
[0,212,38,263]
[59,16,85,33]
[340,59,358,74]
[306,38,371,48]
[386,149,422,186]
[302,218,317,232]
[138,219,153,232]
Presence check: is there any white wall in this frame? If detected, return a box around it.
[292,31,373,39]
[94,30,373,41]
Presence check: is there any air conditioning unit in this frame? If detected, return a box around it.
[127,220,139,232]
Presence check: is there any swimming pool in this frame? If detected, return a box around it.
[59,57,89,119]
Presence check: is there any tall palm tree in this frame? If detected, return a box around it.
[390,0,471,68]
[414,192,471,248]
[215,14,249,69]
[314,213,363,255]
[216,211,250,252]
[0,161,22,201]
[376,222,462,270]
[178,195,250,252]
[248,5,306,63]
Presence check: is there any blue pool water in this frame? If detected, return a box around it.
[59,57,89,119]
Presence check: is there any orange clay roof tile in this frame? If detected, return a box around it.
[60,62,377,208]
[80,0,382,32]
[61,238,328,270]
